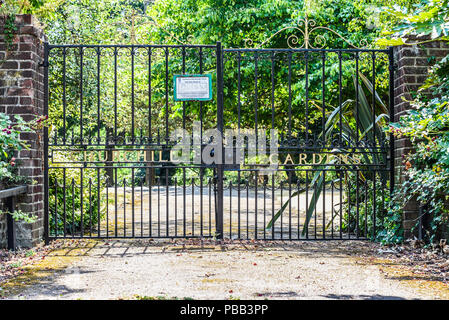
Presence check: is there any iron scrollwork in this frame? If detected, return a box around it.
[244,14,367,49]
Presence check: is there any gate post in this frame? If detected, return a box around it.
[392,37,449,238]
[0,15,47,247]
[215,41,224,239]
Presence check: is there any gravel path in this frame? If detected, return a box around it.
[7,240,441,300]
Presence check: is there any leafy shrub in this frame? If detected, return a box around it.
[389,53,449,242]
[342,176,403,243]
[0,113,32,188]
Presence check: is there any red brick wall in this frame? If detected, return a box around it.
[0,14,46,247]
[393,38,449,239]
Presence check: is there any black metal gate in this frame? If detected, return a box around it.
[43,42,394,241]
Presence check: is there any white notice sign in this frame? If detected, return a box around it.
[174,75,212,101]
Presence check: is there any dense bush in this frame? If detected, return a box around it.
[0,113,47,188]
[380,0,449,243]
[389,54,449,242]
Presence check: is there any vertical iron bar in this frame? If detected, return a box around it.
[114,48,118,139]
[365,176,369,238]
[97,168,100,237]
[43,42,49,244]
[246,181,249,239]
[237,51,241,131]
[389,47,395,195]
[114,168,118,236]
[314,178,317,239]
[255,172,258,239]
[54,179,58,237]
[338,51,342,146]
[175,177,178,237]
[373,171,377,239]
[271,52,275,130]
[149,168,152,237]
[106,174,109,237]
[183,168,186,237]
[272,175,275,239]
[305,171,309,239]
[199,48,204,237]
[123,178,126,237]
[323,170,326,239]
[297,180,300,239]
[254,52,259,148]
[348,176,351,239]
[132,168,135,237]
[209,178,212,236]
[141,178,143,236]
[158,176,161,237]
[148,48,152,143]
[62,47,67,144]
[97,47,101,144]
[89,178,92,236]
[71,179,75,237]
[372,52,376,144]
[80,168,84,237]
[230,182,232,238]
[280,181,283,240]
[331,180,334,239]
[192,177,195,236]
[79,46,84,144]
[263,180,266,240]
[216,42,224,239]
[356,170,360,239]
[288,52,292,136]
[305,52,309,141]
[288,174,292,240]
[339,170,343,239]
[63,168,67,237]
[165,48,169,143]
[238,171,241,238]
[355,52,359,145]
[131,46,135,143]
[321,52,326,146]
[166,168,169,237]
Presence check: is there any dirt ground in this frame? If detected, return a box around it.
[2,239,448,300]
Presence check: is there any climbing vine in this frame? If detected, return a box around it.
[3,14,18,52]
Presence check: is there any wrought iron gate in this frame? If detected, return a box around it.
[43,41,394,241]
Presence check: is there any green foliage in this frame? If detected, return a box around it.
[388,55,449,241]
[0,209,37,223]
[377,0,449,46]
[0,114,35,188]
[2,14,18,51]
[378,0,449,242]
[342,178,403,243]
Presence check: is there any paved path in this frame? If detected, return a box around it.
[7,240,441,300]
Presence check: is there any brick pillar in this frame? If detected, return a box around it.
[0,14,46,247]
[393,37,449,239]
